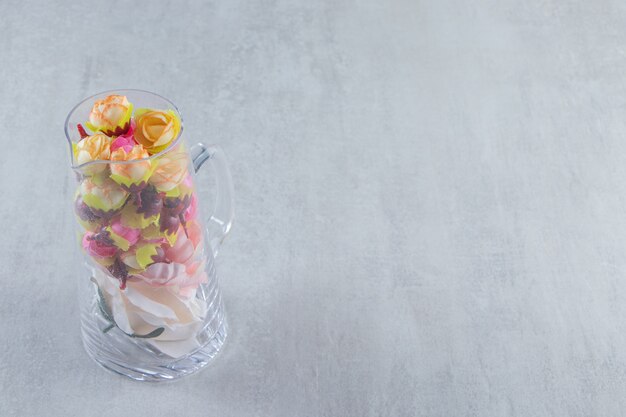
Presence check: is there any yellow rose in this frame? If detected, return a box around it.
[86,95,134,136]
[149,147,189,192]
[110,145,152,190]
[73,133,112,175]
[134,108,181,154]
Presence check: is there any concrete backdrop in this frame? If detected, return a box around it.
[2,0,626,416]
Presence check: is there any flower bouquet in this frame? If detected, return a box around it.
[66,90,233,380]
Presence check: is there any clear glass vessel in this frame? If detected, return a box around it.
[64,89,234,381]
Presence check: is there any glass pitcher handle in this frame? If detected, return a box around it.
[190,143,235,258]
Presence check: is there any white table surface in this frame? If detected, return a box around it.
[2,0,626,415]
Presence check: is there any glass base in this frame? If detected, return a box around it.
[81,312,228,382]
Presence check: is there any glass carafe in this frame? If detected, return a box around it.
[64,89,234,381]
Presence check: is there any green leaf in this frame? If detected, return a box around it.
[91,277,114,324]
[131,327,165,339]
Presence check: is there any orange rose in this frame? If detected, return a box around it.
[86,95,133,136]
[80,176,129,214]
[149,147,189,192]
[134,108,181,154]
[110,145,152,190]
[73,133,112,175]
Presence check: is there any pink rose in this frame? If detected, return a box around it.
[107,217,141,251]
[184,194,198,222]
[137,261,207,291]
[186,221,203,248]
[165,227,195,264]
[138,262,187,286]
[183,173,194,188]
[82,232,117,258]
[110,120,138,152]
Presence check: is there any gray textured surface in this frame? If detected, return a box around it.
[1,0,626,415]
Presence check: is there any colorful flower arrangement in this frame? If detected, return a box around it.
[73,94,208,352]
